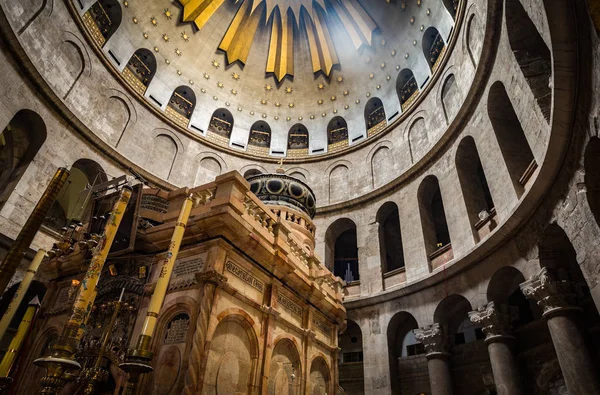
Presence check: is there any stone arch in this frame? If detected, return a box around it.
[339,319,364,395]
[364,97,386,132]
[324,218,358,282]
[204,312,260,394]
[195,156,222,185]
[125,48,157,93]
[434,294,478,345]
[328,163,350,205]
[0,110,47,210]
[286,167,309,183]
[455,136,496,242]
[505,0,551,122]
[387,312,423,395]
[17,0,53,36]
[309,356,331,395]
[240,164,267,180]
[208,108,234,139]
[441,73,460,124]
[407,117,428,163]
[105,95,131,147]
[417,175,452,270]
[422,27,446,71]
[488,81,536,198]
[57,39,87,100]
[376,202,405,274]
[370,145,393,188]
[465,11,482,67]
[146,133,179,180]
[268,338,302,395]
[487,266,540,327]
[396,68,418,111]
[584,137,600,227]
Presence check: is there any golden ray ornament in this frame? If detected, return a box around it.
[177,0,379,82]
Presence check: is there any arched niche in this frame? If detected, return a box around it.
[339,320,364,394]
[124,48,157,94]
[268,339,301,395]
[434,294,481,345]
[208,108,234,140]
[487,267,540,328]
[43,159,107,232]
[167,86,196,126]
[287,124,309,157]
[328,164,350,205]
[417,175,452,270]
[243,169,263,179]
[195,156,222,185]
[584,137,600,227]
[327,117,349,151]
[153,313,191,395]
[0,110,47,210]
[247,121,271,155]
[387,312,424,395]
[376,202,405,274]
[505,0,551,122]
[364,97,386,135]
[488,81,536,197]
[325,218,359,283]
[309,357,331,395]
[455,136,496,242]
[87,0,122,46]
[441,73,459,123]
[396,69,419,111]
[422,27,446,71]
[146,134,178,180]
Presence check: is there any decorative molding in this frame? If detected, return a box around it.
[413,323,449,357]
[468,301,514,342]
[520,267,582,318]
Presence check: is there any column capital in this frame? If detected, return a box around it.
[519,267,581,318]
[468,301,514,343]
[413,323,449,358]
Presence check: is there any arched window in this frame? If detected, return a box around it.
[422,27,446,71]
[207,108,234,146]
[247,121,271,155]
[86,0,122,46]
[377,202,405,274]
[364,97,386,136]
[418,176,452,270]
[287,124,309,157]
[505,0,551,121]
[338,320,364,394]
[387,312,422,395]
[325,219,359,283]
[396,69,418,111]
[487,267,540,328]
[442,0,459,19]
[167,86,196,128]
[434,295,482,346]
[455,136,496,242]
[327,117,349,152]
[123,48,156,95]
[0,110,46,211]
[43,159,108,233]
[488,81,536,197]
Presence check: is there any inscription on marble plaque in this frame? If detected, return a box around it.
[276,291,302,317]
[173,256,204,278]
[312,318,332,336]
[225,261,264,292]
[164,316,190,344]
[141,195,170,214]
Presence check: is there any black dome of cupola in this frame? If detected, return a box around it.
[247,172,317,219]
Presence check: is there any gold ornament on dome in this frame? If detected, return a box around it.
[151,17,158,26]
[211,59,220,68]
[231,72,241,80]
[217,82,224,88]
[261,99,268,105]
[317,83,325,90]
[181,31,190,41]
[177,0,380,82]
[175,48,182,56]
[285,87,293,94]
[203,72,210,80]
[164,9,173,19]
[162,33,170,42]
[265,84,273,91]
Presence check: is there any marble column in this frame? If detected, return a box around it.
[469,302,524,395]
[413,323,453,395]
[520,267,600,395]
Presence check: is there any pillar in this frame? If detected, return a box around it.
[469,302,524,395]
[520,267,600,395]
[413,323,453,395]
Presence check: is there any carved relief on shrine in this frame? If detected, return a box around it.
[168,251,207,290]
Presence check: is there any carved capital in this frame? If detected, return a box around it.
[468,302,514,342]
[195,270,228,288]
[413,323,449,357]
[519,267,581,318]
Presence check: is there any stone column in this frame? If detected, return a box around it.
[468,302,524,395]
[520,267,600,395]
[413,323,453,395]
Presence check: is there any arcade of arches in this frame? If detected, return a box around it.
[0,0,599,394]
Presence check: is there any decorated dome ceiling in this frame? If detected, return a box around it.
[76,0,458,159]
